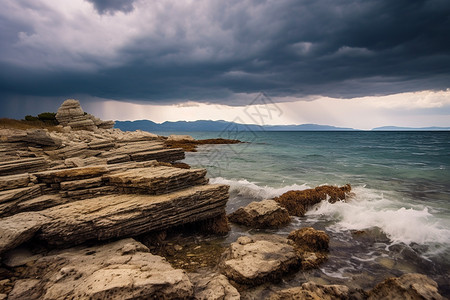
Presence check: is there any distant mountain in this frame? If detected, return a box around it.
[372,126,450,131]
[114,120,356,132]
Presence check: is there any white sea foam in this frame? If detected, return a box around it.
[210,177,309,200]
[212,177,450,247]
[306,186,450,246]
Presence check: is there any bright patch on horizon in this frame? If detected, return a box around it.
[84,89,450,130]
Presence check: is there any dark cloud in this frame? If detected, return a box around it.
[85,0,136,14]
[0,0,450,116]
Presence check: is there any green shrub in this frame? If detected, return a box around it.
[37,112,58,125]
[24,115,39,122]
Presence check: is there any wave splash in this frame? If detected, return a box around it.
[210,177,309,200]
[211,178,450,248]
[307,186,450,247]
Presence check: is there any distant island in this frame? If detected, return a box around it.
[115,120,356,132]
[115,120,450,132]
[372,126,450,131]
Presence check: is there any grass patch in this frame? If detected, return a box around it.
[0,118,61,131]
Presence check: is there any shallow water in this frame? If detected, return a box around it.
[156,131,450,295]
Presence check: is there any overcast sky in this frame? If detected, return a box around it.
[1,0,449,129]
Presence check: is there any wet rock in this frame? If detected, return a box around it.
[288,227,329,252]
[269,281,366,300]
[189,273,240,300]
[274,184,352,216]
[288,227,329,270]
[7,239,193,300]
[221,235,301,285]
[228,199,291,228]
[368,273,444,300]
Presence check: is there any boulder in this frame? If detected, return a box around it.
[221,235,301,285]
[189,273,240,300]
[368,273,444,300]
[7,239,193,300]
[274,184,352,216]
[288,227,329,252]
[228,199,291,228]
[269,281,366,300]
[288,227,329,269]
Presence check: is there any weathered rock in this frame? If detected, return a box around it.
[269,281,366,300]
[274,184,352,216]
[2,247,43,267]
[368,273,444,300]
[59,176,104,191]
[167,134,196,141]
[0,185,41,205]
[0,212,51,255]
[7,239,193,300]
[0,174,31,192]
[55,99,115,131]
[16,194,66,213]
[189,273,240,300]
[228,199,291,228]
[0,157,48,176]
[288,227,329,269]
[105,166,208,195]
[0,185,43,217]
[33,165,109,183]
[59,186,117,200]
[36,184,229,246]
[130,148,185,162]
[288,227,329,252]
[221,235,301,285]
[24,129,62,147]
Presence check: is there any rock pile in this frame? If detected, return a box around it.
[55,99,114,131]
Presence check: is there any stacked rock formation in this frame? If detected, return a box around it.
[55,99,114,131]
[0,99,232,299]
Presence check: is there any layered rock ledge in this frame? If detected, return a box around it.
[0,99,235,299]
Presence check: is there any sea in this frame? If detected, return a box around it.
[156,130,450,295]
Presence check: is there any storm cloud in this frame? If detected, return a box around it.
[0,0,449,115]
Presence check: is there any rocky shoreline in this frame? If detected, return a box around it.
[0,100,446,299]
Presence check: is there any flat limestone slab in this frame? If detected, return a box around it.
[39,184,229,246]
[105,166,208,194]
[33,166,109,183]
[7,239,193,300]
[130,148,185,162]
[222,235,301,285]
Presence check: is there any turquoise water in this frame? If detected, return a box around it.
[157,131,450,293]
